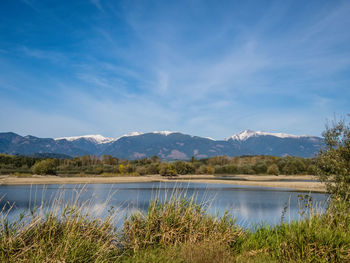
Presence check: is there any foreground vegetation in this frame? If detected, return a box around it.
[0,153,317,177]
[0,193,349,263]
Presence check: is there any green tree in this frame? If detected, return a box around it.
[292,158,307,174]
[119,163,132,174]
[93,166,103,174]
[173,161,195,175]
[159,163,177,176]
[317,117,350,200]
[136,166,148,175]
[147,163,160,174]
[253,161,267,174]
[206,165,215,174]
[32,159,57,175]
[307,164,317,175]
[267,164,280,175]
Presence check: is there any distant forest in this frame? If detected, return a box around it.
[0,154,317,176]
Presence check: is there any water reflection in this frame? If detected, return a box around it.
[0,182,328,228]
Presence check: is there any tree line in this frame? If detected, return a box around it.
[0,153,317,176]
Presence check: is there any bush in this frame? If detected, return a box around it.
[214,165,239,174]
[196,165,209,174]
[206,165,215,174]
[173,161,195,175]
[282,163,298,175]
[307,164,317,175]
[237,164,255,174]
[94,166,103,174]
[253,161,267,174]
[119,163,132,174]
[136,166,148,175]
[267,164,280,175]
[159,163,177,176]
[146,163,160,174]
[32,159,57,175]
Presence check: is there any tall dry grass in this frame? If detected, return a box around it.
[122,197,244,251]
[0,187,121,262]
[0,186,349,262]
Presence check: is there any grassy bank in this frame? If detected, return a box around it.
[0,192,349,262]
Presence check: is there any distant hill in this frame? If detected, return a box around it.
[0,130,324,160]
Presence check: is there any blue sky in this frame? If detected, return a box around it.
[0,0,349,139]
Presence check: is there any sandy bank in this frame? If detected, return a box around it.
[0,174,326,193]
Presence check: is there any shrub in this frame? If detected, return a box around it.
[206,165,215,174]
[159,163,177,176]
[238,164,255,174]
[94,166,103,174]
[146,163,160,174]
[214,164,239,174]
[32,159,57,175]
[196,165,213,174]
[253,161,267,174]
[267,164,280,175]
[282,163,298,175]
[119,163,132,174]
[136,166,148,175]
[173,161,195,175]
[307,164,317,175]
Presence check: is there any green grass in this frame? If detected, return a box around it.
[122,197,243,251]
[0,192,349,262]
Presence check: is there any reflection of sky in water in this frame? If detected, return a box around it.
[0,182,329,229]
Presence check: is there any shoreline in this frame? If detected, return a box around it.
[0,174,326,193]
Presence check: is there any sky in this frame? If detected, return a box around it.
[0,0,349,139]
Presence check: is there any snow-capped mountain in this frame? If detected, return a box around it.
[0,130,324,160]
[55,131,180,144]
[55,135,116,144]
[225,130,322,157]
[226,130,308,141]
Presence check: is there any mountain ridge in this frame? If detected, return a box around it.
[0,130,324,160]
[52,129,317,143]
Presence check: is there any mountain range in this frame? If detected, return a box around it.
[0,130,324,160]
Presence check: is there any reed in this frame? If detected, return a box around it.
[122,197,244,251]
[0,187,120,262]
[0,187,349,262]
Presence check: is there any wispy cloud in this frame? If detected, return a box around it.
[18,46,67,64]
[90,0,103,11]
[0,0,349,138]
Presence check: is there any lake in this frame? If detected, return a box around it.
[0,182,328,228]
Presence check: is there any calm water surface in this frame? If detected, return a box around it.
[0,182,328,228]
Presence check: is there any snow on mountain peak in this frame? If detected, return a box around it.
[152,131,177,136]
[124,131,144,137]
[116,131,144,140]
[55,135,116,144]
[115,131,176,140]
[226,130,307,141]
[54,130,311,144]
